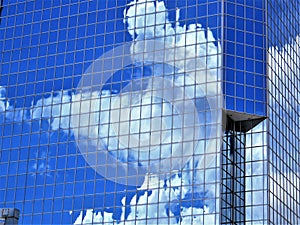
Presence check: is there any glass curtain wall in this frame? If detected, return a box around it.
[267,0,300,224]
[0,0,223,224]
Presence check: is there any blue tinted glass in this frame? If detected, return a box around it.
[226,96,235,110]
[0,0,278,224]
[236,98,245,112]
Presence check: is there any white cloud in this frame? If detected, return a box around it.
[74,173,217,224]
[180,206,216,225]
[243,35,300,222]
[31,91,71,132]
[267,36,300,223]
[124,0,175,44]
[0,86,6,112]
[269,36,300,113]
[74,209,114,225]
[0,85,72,133]
[0,87,24,121]
[73,0,222,223]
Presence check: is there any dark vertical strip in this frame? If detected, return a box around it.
[229,131,235,155]
[221,119,246,224]
[0,0,4,24]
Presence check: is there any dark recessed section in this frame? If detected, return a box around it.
[225,110,266,132]
[0,0,3,24]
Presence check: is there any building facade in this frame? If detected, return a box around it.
[0,0,299,224]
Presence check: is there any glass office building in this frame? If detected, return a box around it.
[0,0,299,224]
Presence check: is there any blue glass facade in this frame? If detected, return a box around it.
[0,0,299,224]
[267,0,300,223]
[223,0,267,116]
[0,1,223,224]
